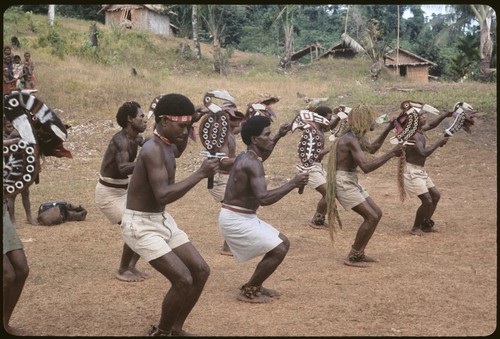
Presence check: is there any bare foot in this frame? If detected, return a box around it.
[148,324,170,336]
[422,226,439,233]
[116,269,145,282]
[220,242,233,256]
[171,329,198,336]
[130,267,150,279]
[236,292,273,303]
[27,218,39,225]
[360,254,378,262]
[260,286,280,298]
[344,248,378,267]
[343,255,377,267]
[344,259,371,267]
[237,284,274,303]
[308,221,328,230]
[410,227,424,236]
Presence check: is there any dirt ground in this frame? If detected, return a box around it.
[8,107,497,337]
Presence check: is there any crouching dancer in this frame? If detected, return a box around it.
[219,115,309,303]
[326,104,402,267]
[120,94,219,336]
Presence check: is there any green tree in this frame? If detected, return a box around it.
[448,33,479,81]
[237,5,281,55]
[401,5,426,43]
[292,5,339,52]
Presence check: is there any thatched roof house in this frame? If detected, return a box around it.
[383,48,437,83]
[291,44,323,63]
[99,4,178,36]
[318,33,365,59]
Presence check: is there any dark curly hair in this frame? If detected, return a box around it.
[116,101,141,129]
[241,115,271,145]
[153,93,194,124]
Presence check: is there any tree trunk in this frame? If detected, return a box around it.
[212,33,227,76]
[479,14,493,82]
[48,5,55,27]
[280,23,293,69]
[471,5,494,82]
[192,5,201,59]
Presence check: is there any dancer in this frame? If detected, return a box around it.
[120,93,219,336]
[219,115,309,302]
[326,103,402,267]
[403,108,456,235]
[95,101,149,282]
[292,106,335,230]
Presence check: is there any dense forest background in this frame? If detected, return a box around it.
[10,4,497,82]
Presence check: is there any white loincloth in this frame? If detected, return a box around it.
[95,175,129,224]
[218,204,282,262]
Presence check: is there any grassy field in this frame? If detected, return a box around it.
[3,10,497,337]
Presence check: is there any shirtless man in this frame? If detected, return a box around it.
[205,102,245,255]
[403,109,452,235]
[120,93,219,336]
[95,101,148,282]
[219,115,309,303]
[326,103,402,267]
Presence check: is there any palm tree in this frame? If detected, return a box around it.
[276,5,297,68]
[431,5,495,82]
[470,5,495,82]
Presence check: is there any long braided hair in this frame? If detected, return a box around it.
[326,137,341,243]
[326,103,375,244]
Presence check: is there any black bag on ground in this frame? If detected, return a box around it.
[37,201,87,226]
[65,203,87,221]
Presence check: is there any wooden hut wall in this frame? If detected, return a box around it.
[104,7,172,36]
[130,8,147,31]
[136,9,171,35]
[406,65,429,83]
[104,11,122,26]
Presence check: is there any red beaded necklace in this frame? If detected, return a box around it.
[154,129,171,145]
